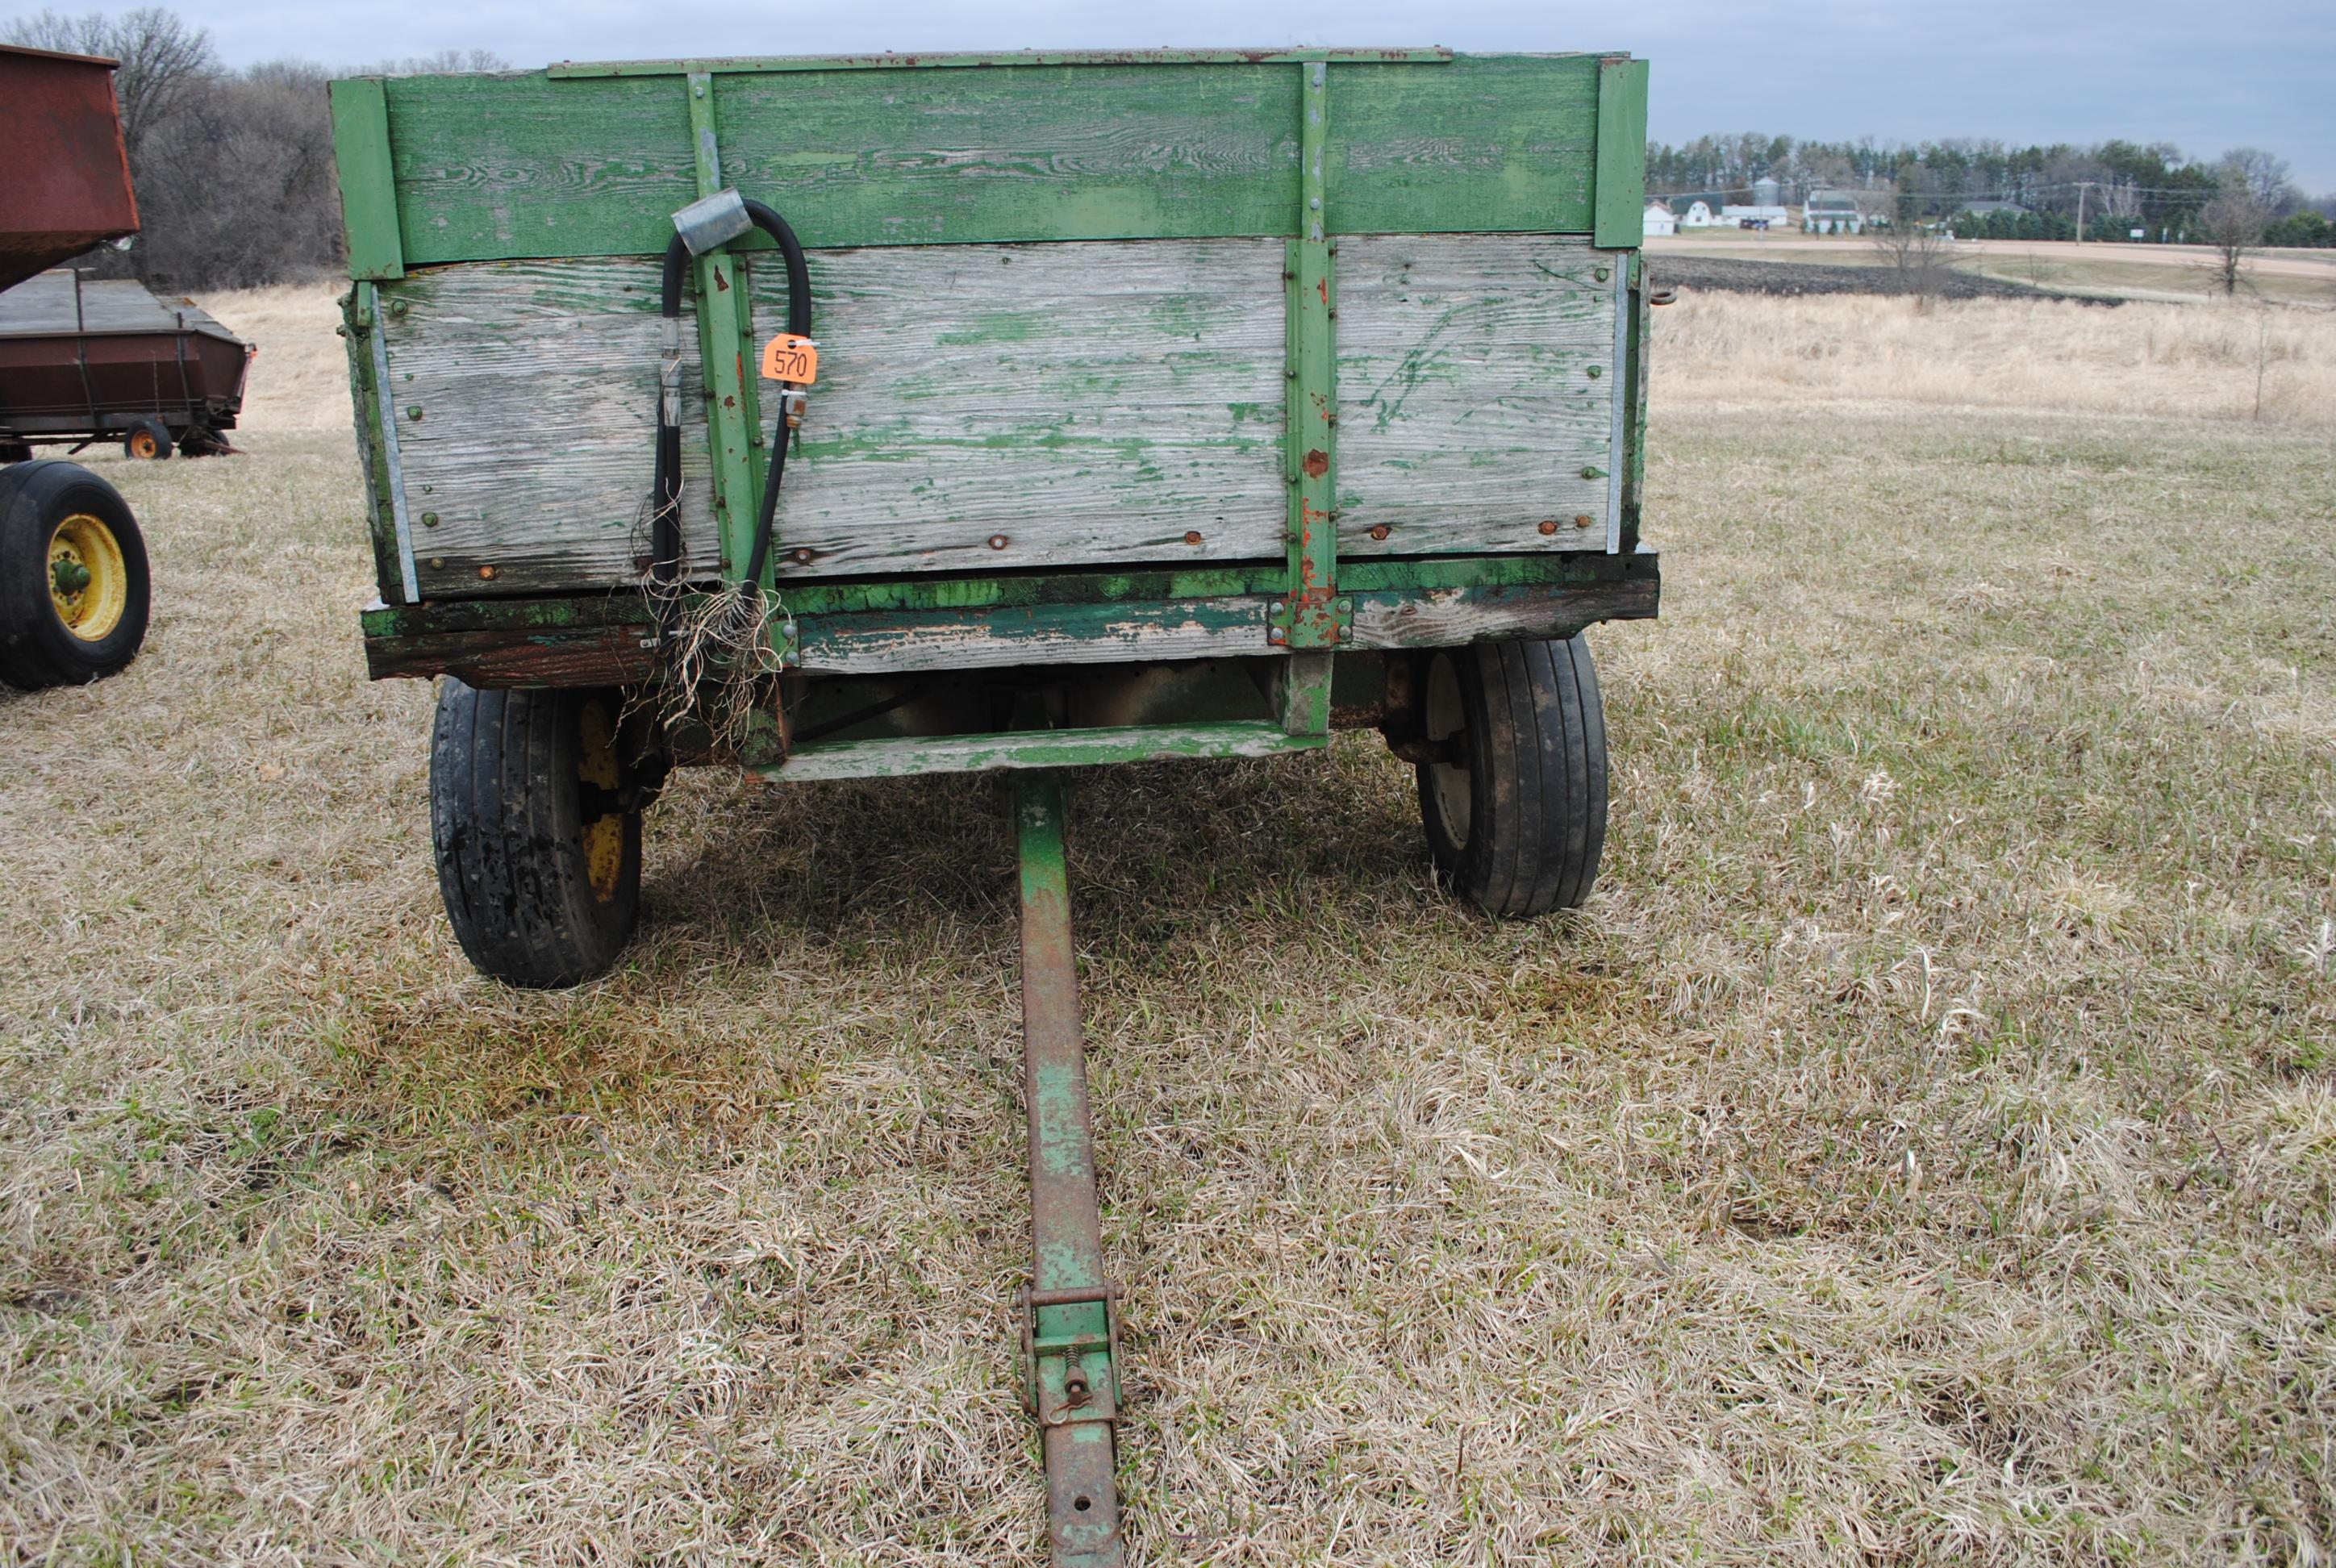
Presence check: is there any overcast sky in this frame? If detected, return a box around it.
[13,0,2332,192]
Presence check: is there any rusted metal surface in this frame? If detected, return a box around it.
[0,46,138,293]
[1012,771,1125,1568]
[0,272,252,451]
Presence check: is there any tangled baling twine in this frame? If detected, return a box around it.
[634,485,787,757]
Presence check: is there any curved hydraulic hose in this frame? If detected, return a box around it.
[649,198,813,594]
[737,198,812,598]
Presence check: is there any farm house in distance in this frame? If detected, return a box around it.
[1722,175,1788,227]
[1804,190,1867,234]
[1644,200,1676,237]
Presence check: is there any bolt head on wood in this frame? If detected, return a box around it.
[1538,519,1558,535]
[988,534,1010,550]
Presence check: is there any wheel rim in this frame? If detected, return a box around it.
[48,512,128,642]
[129,427,158,459]
[1423,652,1471,846]
[577,697,627,903]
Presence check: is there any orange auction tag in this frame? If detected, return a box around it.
[760,333,819,385]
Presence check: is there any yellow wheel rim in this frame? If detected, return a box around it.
[577,697,627,903]
[129,428,159,459]
[48,512,127,642]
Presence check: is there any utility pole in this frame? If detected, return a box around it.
[2075,181,2088,244]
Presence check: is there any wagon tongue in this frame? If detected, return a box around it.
[1012,769,1127,1566]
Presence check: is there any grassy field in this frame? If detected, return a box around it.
[2,288,2333,1565]
[1649,231,2336,308]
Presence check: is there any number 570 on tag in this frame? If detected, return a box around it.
[760,334,819,385]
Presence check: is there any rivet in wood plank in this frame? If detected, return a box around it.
[1268,625,1287,644]
[1369,524,1390,541]
[1575,514,1595,528]
[791,548,815,565]
[1538,519,1559,536]
[1587,365,1603,377]
[987,535,1010,550]
[421,511,440,528]
[428,557,444,569]
[478,565,497,580]
[1596,267,1611,281]
[406,406,423,420]
[1183,531,1203,546]
[388,298,409,317]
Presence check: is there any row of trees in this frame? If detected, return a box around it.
[10,7,2330,292]
[1649,132,2334,248]
[3,8,502,292]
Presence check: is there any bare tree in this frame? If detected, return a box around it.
[2220,147,2299,215]
[374,49,510,75]
[2,7,216,162]
[2198,162,2270,298]
[1869,174,1953,305]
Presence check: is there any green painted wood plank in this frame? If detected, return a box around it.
[795,595,1266,676]
[550,48,1453,76]
[327,77,404,279]
[766,719,1324,781]
[1592,56,1649,249]
[1326,53,1604,237]
[353,545,1658,639]
[361,54,1621,266]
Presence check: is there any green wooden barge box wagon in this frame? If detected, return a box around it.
[331,48,1657,1562]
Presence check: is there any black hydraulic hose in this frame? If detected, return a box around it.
[650,235,690,584]
[738,198,811,598]
[648,201,813,594]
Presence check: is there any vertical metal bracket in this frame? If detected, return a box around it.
[357,281,421,603]
[682,71,767,587]
[1604,251,1630,554]
[1275,60,1341,744]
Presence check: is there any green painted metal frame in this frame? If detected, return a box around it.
[682,72,768,588]
[766,719,1324,782]
[1011,771,1125,1565]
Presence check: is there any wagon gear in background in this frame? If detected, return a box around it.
[330,47,1659,1563]
[0,44,165,688]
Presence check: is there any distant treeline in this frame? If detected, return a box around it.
[10,8,2331,293]
[1648,132,2334,247]
[4,7,502,292]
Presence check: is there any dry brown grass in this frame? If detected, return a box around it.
[1658,290,2336,427]
[2,289,2332,1564]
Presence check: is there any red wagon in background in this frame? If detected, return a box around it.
[0,42,170,686]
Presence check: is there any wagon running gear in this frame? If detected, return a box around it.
[0,459,149,688]
[1416,635,1608,916]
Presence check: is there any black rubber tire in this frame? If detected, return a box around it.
[0,460,152,690]
[123,419,171,461]
[430,682,644,988]
[1416,636,1608,918]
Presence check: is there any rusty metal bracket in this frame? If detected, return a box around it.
[1265,592,1352,650]
[1018,1282,1124,1427]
